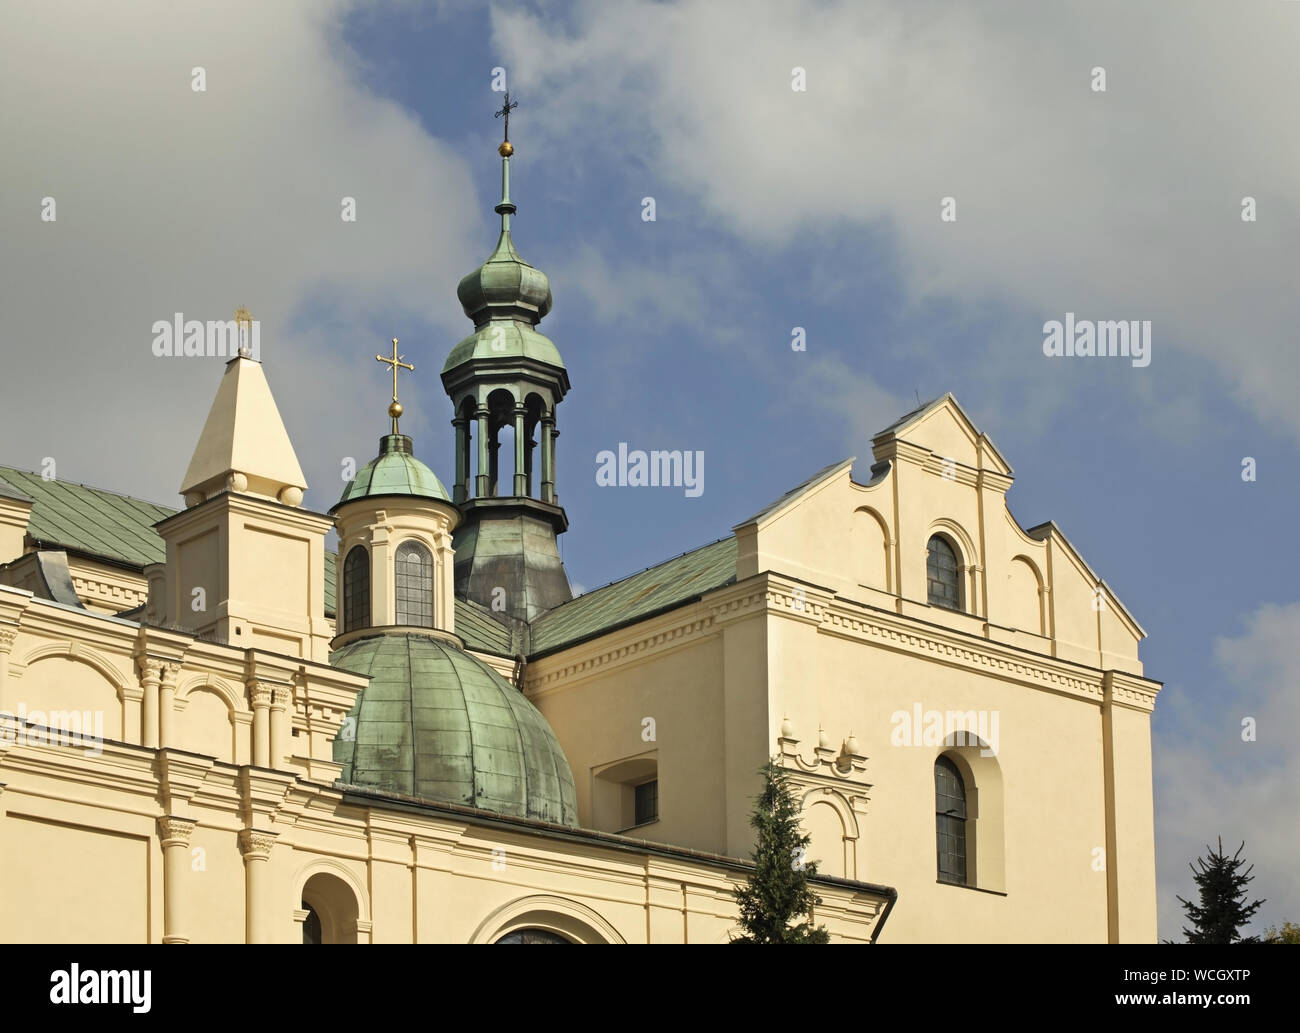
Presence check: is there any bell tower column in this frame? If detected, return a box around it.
[452,415,468,505]
[540,415,555,504]
[513,405,527,497]
[475,407,490,498]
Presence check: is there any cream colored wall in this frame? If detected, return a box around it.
[0,584,364,781]
[156,493,334,662]
[528,605,729,852]
[65,557,150,615]
[772,603,1113,942]
[0,584,890,944]
[733,398,1145,675]
[0,737,889,944]
[532,570,1158,942]
[529,396,1161,942]
[0,498,32,568]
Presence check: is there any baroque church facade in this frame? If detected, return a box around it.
[0,140,1160,944]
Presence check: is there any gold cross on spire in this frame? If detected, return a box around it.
[376,337,414,433]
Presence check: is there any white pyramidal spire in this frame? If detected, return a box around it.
[180,354,308,507]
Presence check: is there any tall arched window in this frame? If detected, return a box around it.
[395,540,434,627]
[343,546,370,633]
[935,755,968,885]
[926,535,962,610]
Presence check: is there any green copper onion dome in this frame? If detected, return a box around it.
[330,632,579,826]
[456,224,553,326]
[332,434,449,509]
[444,149,565,375]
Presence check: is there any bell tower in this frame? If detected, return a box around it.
[441,97,572,623]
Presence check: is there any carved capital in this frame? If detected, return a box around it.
[270,686,293,711]
[248,682,274,709]
[157,815,197,847]
[238,828,278,860]
[159,662,182,689]
[137,657,164,686]
[0,627,17,655]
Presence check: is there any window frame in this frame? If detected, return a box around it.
[394,539,435,628]
[926,533,963,611]
[633,778,659,827]
[935,754,969,886]
[342,545,371,633]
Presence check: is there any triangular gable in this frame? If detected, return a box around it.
[1026,520,1147,639]
[872,393,1013,477]
[733,457,855,532]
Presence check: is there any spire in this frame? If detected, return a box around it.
[180,313,308,508]
[454,95,553,330]
[439,99,574,623]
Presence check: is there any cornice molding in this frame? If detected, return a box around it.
[526,571,1159,708]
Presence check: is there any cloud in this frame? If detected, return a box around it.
[493,0,1300,441]
[0,0,480,509]
[1154,602,1300,939]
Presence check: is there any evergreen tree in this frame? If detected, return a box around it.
[1175,837,1266,944]
[1263,921,1300,944]
[732,760,830,944]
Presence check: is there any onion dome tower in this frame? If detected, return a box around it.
[441,99,573,624]
[329,341,578,826]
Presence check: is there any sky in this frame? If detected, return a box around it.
[1,0,1296,940]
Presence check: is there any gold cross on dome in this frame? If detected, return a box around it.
[376,337,414,403]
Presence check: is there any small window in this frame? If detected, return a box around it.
[935,755,968,885]
[634,779,658,826]
[926,535,962,610]
[394,540,434,627]
[342,546,370,633]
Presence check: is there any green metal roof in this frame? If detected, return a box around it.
[334,435,449,509]
[0,475,34,504]
[456,227,553,327]
[0,465,342,619]
[330,632,577,825]
[455,596,515,655]
[529,537,738,656]
[442,320,565,374]
[0,466,173,568]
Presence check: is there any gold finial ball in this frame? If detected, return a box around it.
[388,401,403,419]
[498,140,514,157]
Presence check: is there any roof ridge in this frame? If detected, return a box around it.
[0,466,176,513]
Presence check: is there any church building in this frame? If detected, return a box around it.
[0,133,1160,944]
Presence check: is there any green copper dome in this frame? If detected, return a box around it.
[333,434,449,509]
[442,320,565,373]
[456,228,553,327]
[330,632,578,826]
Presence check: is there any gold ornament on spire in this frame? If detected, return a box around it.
[376,336,414,434]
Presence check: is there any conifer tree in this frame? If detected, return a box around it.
[1175,837,1266,944]
[732,760,830,944]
